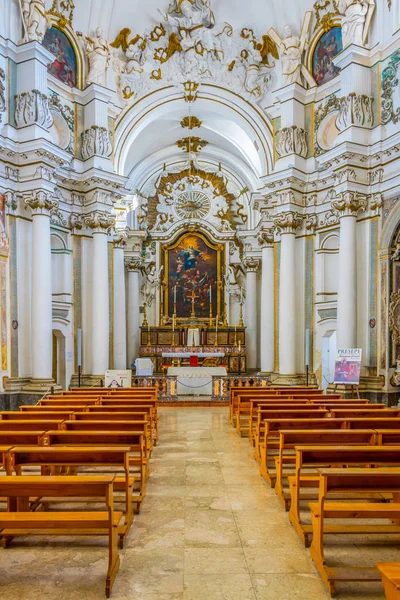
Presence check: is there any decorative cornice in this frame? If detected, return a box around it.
[331,192,368,217]
[243,257,260,273]
[83,211,115,234]
[81,126,112,160]
[257,227,275,248]
[114,229,128,249]
[25,191,58,216]
[15,90,53,129]
[273,211,303,234]
[125,257,143,272]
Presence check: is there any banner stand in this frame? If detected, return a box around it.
[333,383,360,399]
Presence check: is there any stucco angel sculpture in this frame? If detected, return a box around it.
[338,0,375,48]
[21,0,51,43]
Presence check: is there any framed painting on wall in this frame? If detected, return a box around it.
[43,26,77,88]
[312,26,343,86]
[163,232,224,321]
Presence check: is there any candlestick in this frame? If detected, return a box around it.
[238,304,244,327]
[234,325,238,347]
[209,286,213,326]
[214,315,218,347]
[147,324,151,347]
[174,285,177,304]
[142,302,148,327]
[171,314,176,347]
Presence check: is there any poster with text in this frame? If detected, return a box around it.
[334,349,362,385]
[105,370,132,388]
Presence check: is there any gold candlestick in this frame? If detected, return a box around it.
[214,316,219,347]
[209,301,213,327]
[222,301,228,327]
[142,303,148,327]
[234,327,238,347]
[171,314,176,347]
[147,326,151,347]
[238,303,244,327]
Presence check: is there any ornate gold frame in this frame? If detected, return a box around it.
[46,15,84,90]
[162,231,224,323]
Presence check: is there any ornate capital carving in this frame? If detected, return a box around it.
[243,257,260,273]
[114,229,128,249]
[5,191,18,212]
[70,213,84,234]
[305,214,318,234]
[81,126,112,160]
[331,192,367,217]
[336,93,374,131]
[83,211,115,234]
[258,227,275,248]
[276,126,308,158]
[273,211,303,234]
[15,90,53,129]
[370,193,383,214]
[25,191,58,216]
[125,257,143,272]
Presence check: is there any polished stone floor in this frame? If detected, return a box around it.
[0,407,393,599]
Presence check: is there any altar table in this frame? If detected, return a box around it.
[162,352,225,358]
[167,366,227,395]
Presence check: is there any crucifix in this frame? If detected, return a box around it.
[187,284,199,318]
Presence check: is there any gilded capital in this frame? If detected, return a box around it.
[273,211,303,234]
[125,257,143,272]
[25,191,58,216]
[331,192,367,217]
[114,230,128,249]
[243,257,260,273]
[84,211,116,234]
[257,227,275,248]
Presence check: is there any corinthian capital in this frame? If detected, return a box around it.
[331,192,367,217]
[243,257,260,273]
[25,191,58,216]
[273,211,303,234]
[258,227,275,248]
[125,257,143,271]
[84,211,116,234]
[114,229,128,249]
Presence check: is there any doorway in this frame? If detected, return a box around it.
[52,330,66,389]
[322,330,337,391]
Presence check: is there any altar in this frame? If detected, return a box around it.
[167,366,227,396]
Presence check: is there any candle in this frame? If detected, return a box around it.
[209,285,212,302]
[240,287,243,304]
[172,314,175,332]
[174,285,177,304]
[216,315,218,333]
[238,341,241,352]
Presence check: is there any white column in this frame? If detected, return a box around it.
[84,211,115,376]
[126,258,142,366]
[244,257,260,371]
[113,232,127,369]
[275,212,302,375]
[332,193,367,349]
[25,192,57,380]
[259,229,275,373]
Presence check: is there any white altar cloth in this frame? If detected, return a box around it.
[167,366,227,396]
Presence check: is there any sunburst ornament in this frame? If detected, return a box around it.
[175,190,211,220]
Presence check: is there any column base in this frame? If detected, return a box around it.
[271,373,318,387]
[69,373,105,389]
[22,379,62,394]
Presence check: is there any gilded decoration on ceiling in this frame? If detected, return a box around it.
[181,116,202,129]
[49,0,75,27]
[176,137,208,153]
[313,1,339,32]
[109,0,280,104]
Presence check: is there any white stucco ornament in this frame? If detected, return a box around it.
[21,0,51,43]
[338,0,375,48]
[80,27,112,86]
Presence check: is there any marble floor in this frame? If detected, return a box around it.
[0,407,394,599]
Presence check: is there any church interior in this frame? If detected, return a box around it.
[1,0,400,598]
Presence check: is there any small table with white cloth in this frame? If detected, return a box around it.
[167,366,227,396]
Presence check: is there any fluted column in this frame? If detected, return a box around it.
[332,192,367,349]
[84,211,115,376]
[113,231,128,369]
[126,257,143,367]
[243,257,260,371]
[259,228,275,373]
[25,191,58,380]
[274,212,303,376]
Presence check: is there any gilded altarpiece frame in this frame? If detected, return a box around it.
[162,232,224,322]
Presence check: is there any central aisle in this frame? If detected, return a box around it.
[123,407,332,599]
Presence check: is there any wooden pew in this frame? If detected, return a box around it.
[377,563,400,600]
[19,405,82,413]
[274,429,377,509]
[0,445,13,469]
[40,430,148,497]
[0,411,74,421]
[308,469,400,596]
[254,408,331,461]
[378,431,400,445]
[288,446,400,546]
[0,475,122,597]
[82,406,158,443]
[39,398,97,407]
[61,419,153,456]
[330,409,400,419]
[0,432,45,447]
[5,446,134,546]
[0,420,64,431]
